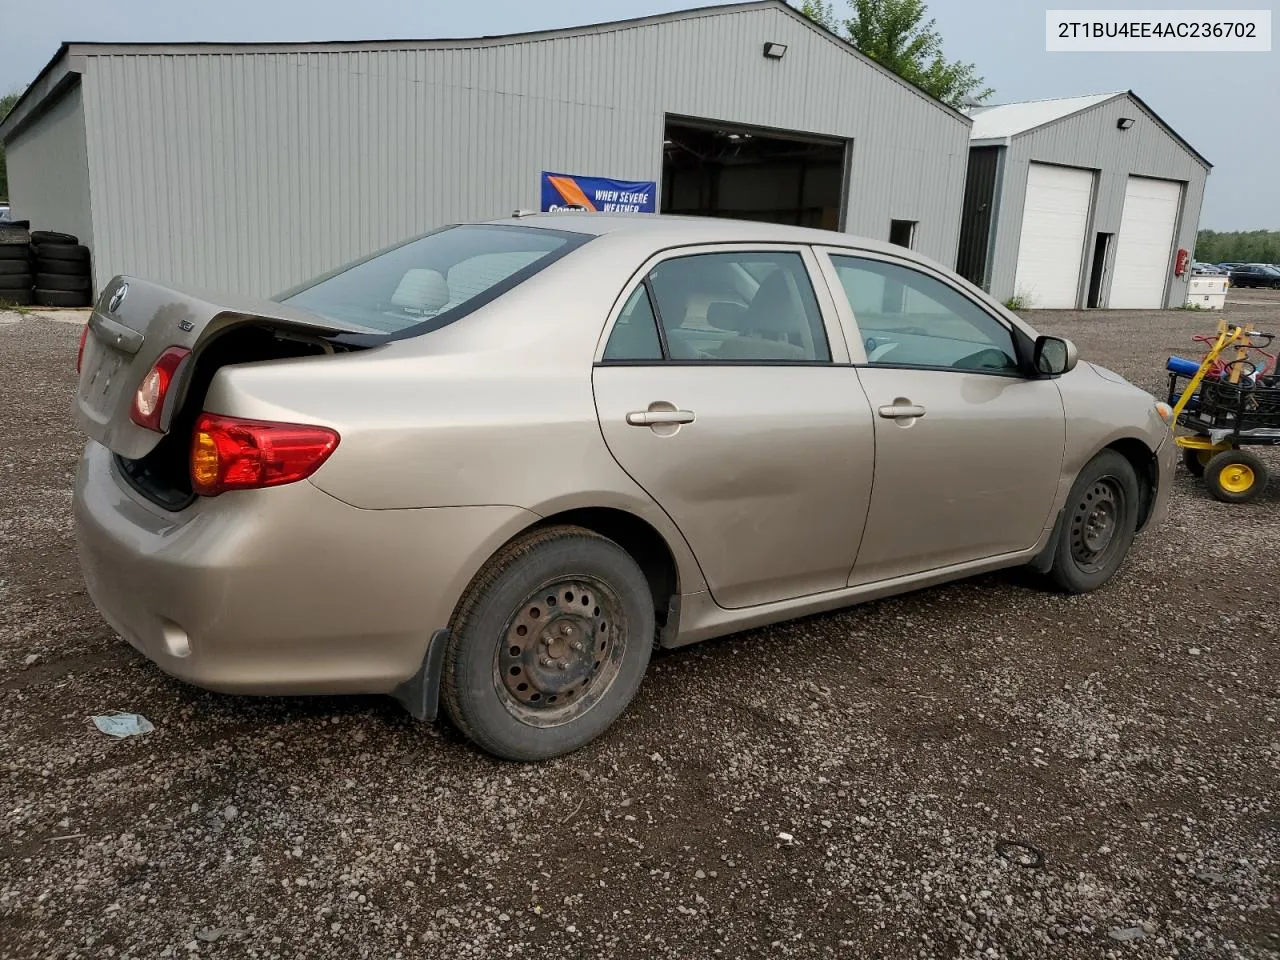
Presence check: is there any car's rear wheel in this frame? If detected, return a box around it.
[1044,450,1140,593]
[441,525,653,761]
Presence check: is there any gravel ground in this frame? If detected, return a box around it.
[1,295,1277,959]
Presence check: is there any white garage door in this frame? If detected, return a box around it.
[1013,163,1094,309]
[1109,176,1181,308]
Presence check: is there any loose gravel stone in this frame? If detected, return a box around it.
[1,298,1278,958]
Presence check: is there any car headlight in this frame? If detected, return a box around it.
[1154,401,1174,425]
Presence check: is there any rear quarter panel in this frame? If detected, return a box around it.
[201,234,709,595]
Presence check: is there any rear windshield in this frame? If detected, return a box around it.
[280,224,589,338]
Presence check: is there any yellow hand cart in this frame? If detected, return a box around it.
[1166,318,1278,503]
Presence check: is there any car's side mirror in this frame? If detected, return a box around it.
[1033,335,1078,376]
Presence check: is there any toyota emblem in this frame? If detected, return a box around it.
[108,282,129,313]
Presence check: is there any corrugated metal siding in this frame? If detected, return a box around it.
[73,5,968,296]
[6,84,95,282]
[985,93,1208,308]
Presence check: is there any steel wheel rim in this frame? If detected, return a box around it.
[1219,463,1255,494]
[1070,476,1124,573]
[493,576,627,728]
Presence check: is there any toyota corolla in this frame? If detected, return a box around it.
[73,214,1175,760]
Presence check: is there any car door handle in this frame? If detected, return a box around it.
[626,409,695,426]
[878,403,927,419]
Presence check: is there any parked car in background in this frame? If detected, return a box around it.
[1228,264,1280,289]
[0,204,11,222]
[72,214,1176,760]
[1192,261,1223,275]
[1218,262,1243,273]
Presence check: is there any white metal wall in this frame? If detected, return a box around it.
[1109,176,1182,309]
[1011,163,1094,308]
[6,84,95,268]
[986,93,1208,309]
[65,4,969,296]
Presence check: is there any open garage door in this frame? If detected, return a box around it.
[661,118,846,229]
[1013,163,1094,309]
[1109,176,1181,309]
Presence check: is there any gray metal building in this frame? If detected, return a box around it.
[957,92,1210,310]
[0,0,971,298]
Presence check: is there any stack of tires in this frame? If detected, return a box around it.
[0,220,34,306]
[31,230,93,308]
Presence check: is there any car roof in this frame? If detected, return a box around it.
[485,212,924,262]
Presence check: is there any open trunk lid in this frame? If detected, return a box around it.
[75,276,374,460]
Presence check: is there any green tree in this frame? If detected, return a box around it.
[796,0,993,109]
[799,0,839,30]
[1196,230,1280,265]
[0,88,23,202]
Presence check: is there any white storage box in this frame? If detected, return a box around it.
[1186,275,1228,310]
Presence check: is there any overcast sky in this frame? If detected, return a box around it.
[2,0,1274,230]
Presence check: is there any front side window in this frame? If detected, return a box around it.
[281,224,587,337]
[830,255,1019,374]
[602,250,830,362]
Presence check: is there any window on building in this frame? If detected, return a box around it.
[889,220,917,250]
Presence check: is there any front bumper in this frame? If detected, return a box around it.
[74,441,535,696]
[1147,430,1177,531]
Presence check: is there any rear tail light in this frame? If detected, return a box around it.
[130,347,191,431]
[76,324,90,373]
[191,413,340,497]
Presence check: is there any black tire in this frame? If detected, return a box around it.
[0,260,31,275]
[34,257,90,276]
[0,243,31,259]
[0,290,35,306]
[35,272,90,291]
[1044,450,1140,593]
[34,243,90,262]
[1204,449,1267,504]
[441,525,654,761]
[34,288,92,308]
[30,230,78,246]
[1182,446,1213,478]
[0,274,32,290]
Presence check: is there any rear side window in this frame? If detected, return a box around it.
[603,286,663,361]
[602,251,830,362]
[281,224,588,337]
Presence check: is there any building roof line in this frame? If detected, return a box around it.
[2,0,969,141]
[0,43,78,143]
[967,90,1210,170]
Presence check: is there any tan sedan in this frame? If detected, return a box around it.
[73,215,1175,760]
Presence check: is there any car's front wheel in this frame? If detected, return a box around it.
[1044,450,1140,593]
[441,525,654,761]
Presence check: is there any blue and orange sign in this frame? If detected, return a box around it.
[540,171,657,213]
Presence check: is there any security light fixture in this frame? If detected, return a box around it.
[763,41,787,59]
[1117,117,1135,130]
